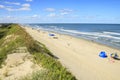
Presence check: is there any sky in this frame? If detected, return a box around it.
[0,0,120,23]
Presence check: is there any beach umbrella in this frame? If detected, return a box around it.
[99,51,107,58]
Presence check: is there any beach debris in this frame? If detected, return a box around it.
[49,33,55,36]
[99,51,107,58]
[53,36,58,39]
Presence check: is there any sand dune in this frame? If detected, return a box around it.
[0,47,42,80]
[24,27,120,80]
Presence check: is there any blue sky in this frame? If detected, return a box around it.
[0,0,120,23]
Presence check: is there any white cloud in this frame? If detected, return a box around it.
[17,3,31,11]
[60,9,73,13]
[0,16,18,23]
[26,0,33,2]
[22,3,30,7]
[6,8,14,11]
[0,1,31,11]
[5,1,21,5]
[19,7,30,11]
[6,16,11,18]
[45,8,55,12]
[6,16,15,19]
[0,5,5,8]
[47,13,56,17]
[44,8,74,17]
[60,9,73,15]
[32,15,39,18]
[5,7,30,11]
[0,5,14,11]
[4,3,31,11]
[60,12,69,15]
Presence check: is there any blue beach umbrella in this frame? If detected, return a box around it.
[99,51,107,58]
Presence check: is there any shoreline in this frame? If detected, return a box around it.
[23,24,120,51]
[24,26,120,80]
[30,26,120,51]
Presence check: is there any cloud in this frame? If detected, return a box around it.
[0,1,31,11]
[6,7,30,11]
[26,0,33,2]
[0,16,18,23]
[5,1,21,5]
[44,8,74,18]
[60,12,69,15]
[18,3,31,11]
[60,9,73,15]
[1,3,31,11]
[60,9,73,13]
[22,3,30,7]
[32,15,39,18]
[6,16,11,18]
[0,5,14,11]
[45,8,55,12]
[45,8,75,18]
[19,7,30,11]
[6,16,15,19]
[5,8,14,11]
[47,13,56,17]
[0,5,5,8]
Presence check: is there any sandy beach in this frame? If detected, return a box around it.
[24,26,120,80]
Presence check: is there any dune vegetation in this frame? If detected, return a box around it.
[0,24,76,80]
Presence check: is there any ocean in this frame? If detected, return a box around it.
[26,23,120,49]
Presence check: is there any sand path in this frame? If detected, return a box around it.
[0,47,42,80]
[25,27,120,80]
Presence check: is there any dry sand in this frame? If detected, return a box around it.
[0,47,42,80]
[24,26,120,80]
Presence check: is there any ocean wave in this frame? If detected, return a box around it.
[103,31,120,35]
[31,25,120,41]
[60,29,120,40]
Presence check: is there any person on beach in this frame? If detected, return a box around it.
[109,53,115,63]
[110,53,118,59]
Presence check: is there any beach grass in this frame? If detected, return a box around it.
[0,24,76,80]
[20,52,76,80]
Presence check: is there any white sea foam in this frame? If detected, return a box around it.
[103,31,120,35]
[33,26,120,41]
[60,29,120,40]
